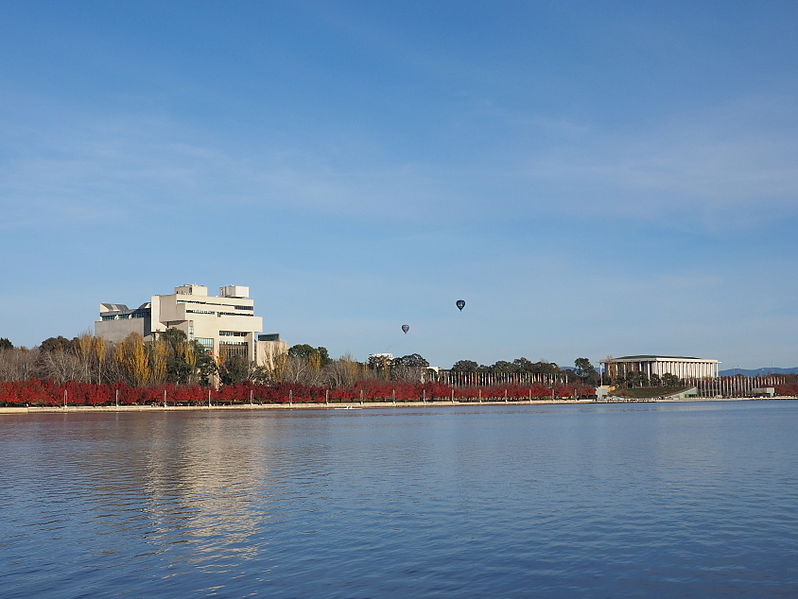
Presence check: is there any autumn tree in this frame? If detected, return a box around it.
[116,333,150,386]
[75,334,95,383]
[0,347,39,381]
[325,354,365,388]
[93,337,106,384]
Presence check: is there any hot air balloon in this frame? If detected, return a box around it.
[401,324,410,334]
[456,299,465,311]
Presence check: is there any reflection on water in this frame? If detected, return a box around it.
[1,402,798,598]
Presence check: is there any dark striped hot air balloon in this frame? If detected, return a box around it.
[401,324,410,334]
[456,299,465,311]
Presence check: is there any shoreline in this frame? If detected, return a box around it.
[0,396,794,415]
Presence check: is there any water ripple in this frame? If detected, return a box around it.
[1,402,798,597]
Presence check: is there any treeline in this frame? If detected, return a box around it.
[0,332,216,386]
[0,335,452,389]
[0,334,601,392]
[449,357,600,384]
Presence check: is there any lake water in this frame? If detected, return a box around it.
[2,401,797,598]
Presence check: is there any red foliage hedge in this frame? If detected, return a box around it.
[0,379,597,406]
[775,384,798,397]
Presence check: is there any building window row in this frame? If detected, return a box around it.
[186,309,255,317]
[101,312,146,320]
[177,299,252,308]
[219,331,248,337]
[219,341,248,360]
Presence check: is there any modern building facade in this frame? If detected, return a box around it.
[601,355,720,380]
[96,284,287,366]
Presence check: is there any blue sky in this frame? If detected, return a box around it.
[1,1,796,369]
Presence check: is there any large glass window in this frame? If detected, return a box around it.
[195,338,214,352]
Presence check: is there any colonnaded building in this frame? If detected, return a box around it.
[95,283,288,367]
[601,355,720,380]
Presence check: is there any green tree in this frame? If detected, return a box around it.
[39,336,76,353]
[149,328,214,384]
[512,357,535,373]
[491,360,518,374]
[662,373,679,386]
[0,338,12,350]
[625,371,646,388]
[194,342,216,385]
[157,328,194,383]
[316,346,331,366]
[219,354,251,385]
[531,360,560,375]
[574,358,599,383]
[451,359,479,372]
[288,344,331,365]
[395,353,429,368]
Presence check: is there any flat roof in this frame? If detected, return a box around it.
[603,355,719,362]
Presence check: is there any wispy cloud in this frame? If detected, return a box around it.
[519,95,798,225]
[2,91,796,236]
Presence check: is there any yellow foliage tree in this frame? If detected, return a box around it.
[93,336,106,384]
[76,333,95,383]
[149,339,168,384]
[117,333,150,387]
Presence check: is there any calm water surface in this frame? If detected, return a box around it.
[1,401,797,598]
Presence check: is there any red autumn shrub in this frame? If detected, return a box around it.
[0,378,597,406]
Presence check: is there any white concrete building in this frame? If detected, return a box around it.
[601,355,720,380]
[96,284,287,366]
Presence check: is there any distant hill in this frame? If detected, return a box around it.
[719,367,798,377]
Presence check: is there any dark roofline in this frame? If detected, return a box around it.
[607,355,708,361]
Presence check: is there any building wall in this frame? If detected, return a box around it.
[96,284,269,363]
[94,318,146,343]
[602,356,719,380]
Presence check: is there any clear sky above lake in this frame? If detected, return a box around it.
[1,1,796,370]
